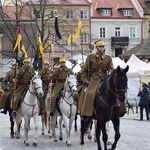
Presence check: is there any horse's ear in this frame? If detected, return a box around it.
[116,66,120,73]
[124,65,129,73]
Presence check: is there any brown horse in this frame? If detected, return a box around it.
[80,65,129,150]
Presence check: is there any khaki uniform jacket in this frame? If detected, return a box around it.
[10,65,35,110]
[51,65,73,113]
[80,53,114,116]
[0,68,17,109]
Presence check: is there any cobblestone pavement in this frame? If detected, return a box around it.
[0,110,150,150]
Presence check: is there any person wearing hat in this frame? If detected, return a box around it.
[38,60,50,114]
[0,62,18,114]
[50,57,74,116]
[79,39,114,120]
[10,58,35,118]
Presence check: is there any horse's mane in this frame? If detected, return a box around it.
[98,69,116,96]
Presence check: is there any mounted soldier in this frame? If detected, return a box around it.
[0,62,18,114]
[10,58,35,118]
[38,60,50,114]
[50,57,74,116]
[79,39,126,120]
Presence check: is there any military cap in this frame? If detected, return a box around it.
[59,57,66,63]
[54,65,58,69]
[43,60,49,65]
[95,40,105,46]
[11,61,18,66]
[23,58,31,63]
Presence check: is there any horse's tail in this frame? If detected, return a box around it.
[44,112,47,128]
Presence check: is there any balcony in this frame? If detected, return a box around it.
[111,37,129,48]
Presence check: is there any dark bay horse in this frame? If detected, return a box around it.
[80,65,129,150]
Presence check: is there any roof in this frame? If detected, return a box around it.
[138,0,150,15]
[1,5,35,20]
[26,0,92,5]
[92,0,141,19]
[119,38,150,59]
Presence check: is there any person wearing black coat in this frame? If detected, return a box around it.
[137,84,149,121]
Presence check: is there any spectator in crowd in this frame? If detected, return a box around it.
[137,83,149,121]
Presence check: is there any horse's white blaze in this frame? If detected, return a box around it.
[15,74,44,146]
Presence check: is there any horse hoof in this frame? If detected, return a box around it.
[74,129,78,132]
[33,142,37,147]
[59,137,63,141]
[48,130,50,134]
[54,139,58,142]
[67,143,71,146]
[107,141,112,145]
[42,132,45,135]
[88,135,92,140]
[94,138,97,143]
[10,133,15,139]
[24,142,29,146]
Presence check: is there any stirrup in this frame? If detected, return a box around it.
[11,111,17,118]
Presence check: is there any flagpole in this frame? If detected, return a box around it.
[80,29,84,62]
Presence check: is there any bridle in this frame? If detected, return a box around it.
[107,73,127,97]
[29,77,43,96]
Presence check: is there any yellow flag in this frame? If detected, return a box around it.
[38,35,44,56]
[13,26,22,51]
[73,18,83,43]
[21,45,28,58]
[67,33,71,46]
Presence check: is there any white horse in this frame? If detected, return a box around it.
[15,73,44,146]
[50,73,77,146]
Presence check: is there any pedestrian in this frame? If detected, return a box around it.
[79,39,126,120]
[38,60,50,114]
[50,57,73,116]
[10,58,35,118]
[148,82,150,112]
[137,83,149,121]
[0,62,18,114]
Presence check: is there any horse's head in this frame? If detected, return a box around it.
[111,65,129,101]
[31,74,44,97]
[65,72,77,93]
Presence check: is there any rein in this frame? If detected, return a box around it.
[60,78,76,118]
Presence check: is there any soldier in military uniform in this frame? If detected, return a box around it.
[38,60,50,114]
[80,40,114,119]
[50,57,74,116]
[0,62,18,114]
[10,58,35,117]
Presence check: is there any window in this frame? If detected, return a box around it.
[81,34,88,43]
[66,10,73,19]
[123,10,133,16]
[115,27,121,37]
[130,27,136,38]
[34,10,42,19]
[99,27,106,38]
[148,20,150,31]
[50,11,55,19]
[80,10,88,19]
[100,9,111,16]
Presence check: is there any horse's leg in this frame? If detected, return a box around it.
[101,122,108,150]
[111,118,120,150]
[59,116,63,141]
[8,111,15,138]
[87,119,93,140]
[51,115,58,142]
[24,116,30,146]
[48,114,53,138]
[63,115,71,146]
[32,114,38,147]
[80,119,87,150]
[41,114,45,135]
[15,115,22,139]
[96,120,103,150]
[74,114,78,132]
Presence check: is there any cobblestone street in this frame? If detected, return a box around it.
[0,111,150,150]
